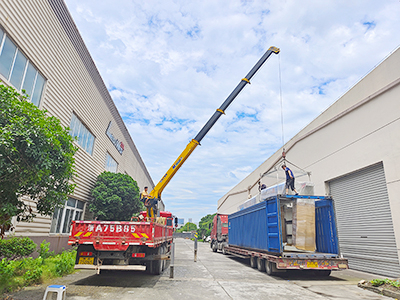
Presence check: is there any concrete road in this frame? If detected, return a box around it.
[7,239,389,300]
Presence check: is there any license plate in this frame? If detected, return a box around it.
[338,263,347,269]
[78,257,94,265]
[307,261,318,268]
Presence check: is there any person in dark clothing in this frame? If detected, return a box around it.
[282,165,298,195]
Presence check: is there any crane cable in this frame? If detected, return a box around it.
[278,52,285,149]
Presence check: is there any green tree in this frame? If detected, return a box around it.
[176,222,197,233]
[89,172,142,220]
[0,84,77,238]
[197,213,216,238]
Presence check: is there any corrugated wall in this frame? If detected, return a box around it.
[0,0,154,236]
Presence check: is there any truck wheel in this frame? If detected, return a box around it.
[149,247,163,275]
[150,259,162,275]
[257,257,266,272]
[212,242,218,252]
[160,244,165,271]
[265,261,275,275]
[250,256,257,268]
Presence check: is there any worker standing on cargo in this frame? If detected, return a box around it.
[140,187,155,221]
[140,186,149,200]
[282,165,299,195]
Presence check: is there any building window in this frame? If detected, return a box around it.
[0,27,46,107]
[105,153,118,173]
[50,198,85,234]
[70,113,95,155]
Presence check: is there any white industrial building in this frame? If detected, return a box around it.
[0,0,155,252]
[218,47,400,277]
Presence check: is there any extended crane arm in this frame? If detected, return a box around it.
[149,46,280,200]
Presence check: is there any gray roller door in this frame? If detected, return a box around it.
[329,162,400,277]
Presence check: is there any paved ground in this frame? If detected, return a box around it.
[6,239,391,300]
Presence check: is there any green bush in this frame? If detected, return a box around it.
[52,250,76,276]
[0,258,15,286]
[0,249,76,295]
[38,240,55,260]
[370,278,400,288]
[0,237,36,260]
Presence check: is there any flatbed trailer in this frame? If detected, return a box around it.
[68,211,174,274]
[223,245,348,275]
[213,194,349,276]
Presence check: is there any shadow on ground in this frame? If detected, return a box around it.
[72,270,160,288]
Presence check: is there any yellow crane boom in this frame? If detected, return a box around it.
[149,46,280,201]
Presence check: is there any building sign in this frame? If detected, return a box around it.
[106,121,124,155]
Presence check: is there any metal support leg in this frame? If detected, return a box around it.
[194,236,198,262]
[170,241,175,278]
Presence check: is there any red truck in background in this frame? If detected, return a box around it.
[210,214,228,252]
[68,211,174,275]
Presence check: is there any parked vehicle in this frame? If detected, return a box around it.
[68,211,174,274]
[210,214,228,252]
[211,194,348,276]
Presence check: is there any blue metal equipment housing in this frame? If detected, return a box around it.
[228,195,340,255]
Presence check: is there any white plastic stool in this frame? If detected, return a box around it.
[43,285,66,300]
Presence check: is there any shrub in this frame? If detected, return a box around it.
[38,240,55,260]
[53,250,75,276]
[0,258,15,286]
[0,237,36,260]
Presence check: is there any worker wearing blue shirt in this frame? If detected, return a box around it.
[282,165,299,195]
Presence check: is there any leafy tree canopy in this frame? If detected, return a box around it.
[197,213,216,238]
[89,172,142,221]
[176,222,197,233]
[0,84,77,237]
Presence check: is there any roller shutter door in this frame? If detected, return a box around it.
[329,162,400,277]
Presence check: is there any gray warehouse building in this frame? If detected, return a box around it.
[0,1,155,251]
[218,47,400,277]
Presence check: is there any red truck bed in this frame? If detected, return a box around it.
[68,220,173,250]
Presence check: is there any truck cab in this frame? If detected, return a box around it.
[210,214,228,252]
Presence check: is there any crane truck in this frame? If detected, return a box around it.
[68,46,280,274]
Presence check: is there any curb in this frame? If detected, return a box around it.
[358,280,400,299]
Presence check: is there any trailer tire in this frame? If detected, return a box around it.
[250,256,257,268]
[265,260,275,275]
[222,245,227,255]
[257,257,266,272]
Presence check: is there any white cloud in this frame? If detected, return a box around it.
[66,0,400,222]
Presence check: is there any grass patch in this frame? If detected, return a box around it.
[0,249,76,296]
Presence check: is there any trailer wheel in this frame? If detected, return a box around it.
[250,256,257,268]
[265,260,275,275]
[257,257,266,272]
[222,245,227,255]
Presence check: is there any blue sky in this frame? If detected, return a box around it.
[65,0,400,223]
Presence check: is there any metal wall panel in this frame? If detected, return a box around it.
[329,162,400,277]
[0,0,155,236]
[229,201,268,251]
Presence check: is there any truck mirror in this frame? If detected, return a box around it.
[174,217,178,227]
